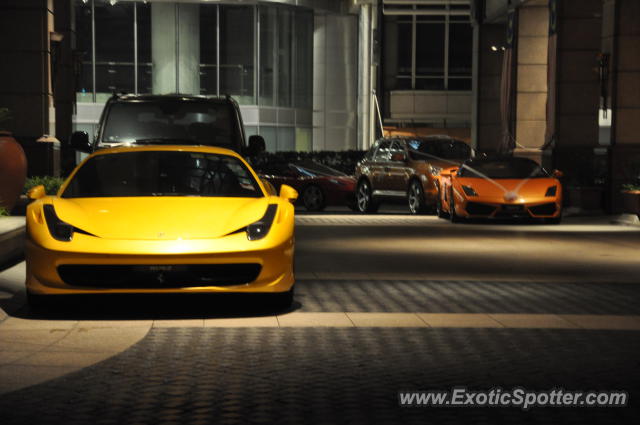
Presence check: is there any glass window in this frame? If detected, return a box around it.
[260,126,277,152]
[94,0,135,95]
[415,22,445,77]
[397,22,412,78]
[373,140,392,162]
[277,8,292,107]
[295,128,312,151]
[75,0,93,102]
[220,5,254,104]
[277,127,295,151]
[259,6,276,106]
[449,23,473,77]
[100,100,240,149]
[63,151,263,198]
[199,4,218,95]
[294,10,313,109]
[136,3,151,94]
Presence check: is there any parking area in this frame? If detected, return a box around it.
[1,213,639,424]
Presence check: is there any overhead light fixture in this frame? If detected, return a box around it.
[109,0,117,5]
[491,45,498,51]
[82,0,88,3]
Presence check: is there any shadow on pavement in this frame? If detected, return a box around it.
[10,293,301,321]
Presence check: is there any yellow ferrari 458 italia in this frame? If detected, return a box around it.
[25,145,298,308]
[437,156,563,223]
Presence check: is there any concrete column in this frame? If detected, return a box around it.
[151,3,200,94]
[0,0,55,139]
[53,0,75,175]
[550,0,603,211]
[474,24,505,153]
[514,3,548,162]
[605,0,640,211]
[312,13,358,151]
[357,5,371,150]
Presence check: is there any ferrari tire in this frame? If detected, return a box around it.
[27,292,53,314]
[407,180,428,215]
[272,287,294,310]
[356,180,379,213]
[302,185,326,212]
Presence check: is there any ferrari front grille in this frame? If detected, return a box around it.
[465,202,496,216]
[529,203,557,216]
[57,264,262,288]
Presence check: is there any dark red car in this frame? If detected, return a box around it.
[256,160,356,211]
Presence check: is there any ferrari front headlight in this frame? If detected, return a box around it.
[545,186,557,197]
[247,204,278,241]
[43,204,74,241]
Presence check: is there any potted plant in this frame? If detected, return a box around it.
[0,108,28,213]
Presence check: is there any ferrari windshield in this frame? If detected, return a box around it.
[100,100,237,148]
[62,151,263,198]
[290,161,347,177]
[459,158,549,179]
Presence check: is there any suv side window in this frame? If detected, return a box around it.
[373,140,392,162]
[364,139,381,161]
[390,140,406,159]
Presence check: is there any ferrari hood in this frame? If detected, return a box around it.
[456,177,559,199]
[52,197,271,240]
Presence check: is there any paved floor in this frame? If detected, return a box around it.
[1,213,639,424]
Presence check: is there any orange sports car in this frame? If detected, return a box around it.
[437,156,563,223]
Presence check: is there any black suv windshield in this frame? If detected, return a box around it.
[63,151,262,198]
[459,158,548,179]
[101,100,237,148]
[406,138,471,160]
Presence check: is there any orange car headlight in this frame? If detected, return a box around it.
[247,204,278,241]
[545,186,558,197]
[462,185,478,197]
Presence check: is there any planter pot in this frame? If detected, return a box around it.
[621,190,640,215]
[0,131,27,212]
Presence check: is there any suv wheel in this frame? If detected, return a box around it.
[302,185,325,212]
[356,180,378,213]
[407,180,427,214]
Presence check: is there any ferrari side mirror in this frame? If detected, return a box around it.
[552,169,564,178]
[27,185,46,200]
[279,184,298,203]
[69,131,92,153]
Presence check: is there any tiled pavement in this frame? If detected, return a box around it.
[1,327,639,425]
[2,214,640,424]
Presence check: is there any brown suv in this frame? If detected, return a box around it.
[354,136,472,214]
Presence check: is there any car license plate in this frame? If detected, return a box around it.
[503,205,523,212]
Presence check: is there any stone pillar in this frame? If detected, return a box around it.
[53,0,75,175]
[551,0,603,211]
[474,24,505,153]
[0,0,55,139]
[0,0,60,176]
[605,0,640,212]
[514,2,548,163]
[151,3,200,94]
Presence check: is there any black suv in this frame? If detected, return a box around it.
[70,94,264,157]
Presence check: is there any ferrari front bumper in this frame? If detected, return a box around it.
[25,233,295,295]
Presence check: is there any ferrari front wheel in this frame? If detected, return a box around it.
[356,180,379,213]
[272,287,294,310]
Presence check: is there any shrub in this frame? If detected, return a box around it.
[0,207,9,217]
[24,176,65,196]
[622,183,640,192]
